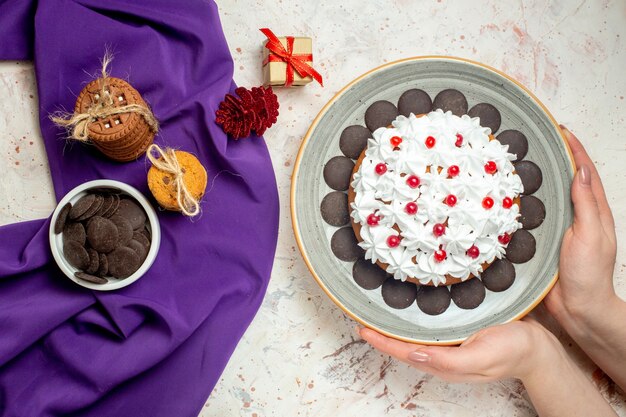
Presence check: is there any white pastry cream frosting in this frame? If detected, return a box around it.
[350,110,524,286]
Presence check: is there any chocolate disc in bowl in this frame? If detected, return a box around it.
[63,222,86,246]
[69,194,96,220]
[364,100,398,131]
[397,89,432,117]
[340,125,370,159]
[54,203,72,234]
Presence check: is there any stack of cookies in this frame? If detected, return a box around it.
[74,77,157,162]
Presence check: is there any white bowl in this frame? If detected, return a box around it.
[49,179,161,291]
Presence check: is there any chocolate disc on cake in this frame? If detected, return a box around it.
[416,285,451,315]
[381,278,417,309]
[330,227,364,262]
[468,103,501,133]
[497,130,528,162]
[432,89,468,116]
[519,195,546,230]
[320,191,350,227]
[54,203,72,234]
[340,125,370,159]
[505,230,536,264]
[514,160,543,195]
[451,278,486,310]
[323,156,355,191]
[481,258,516,292]
[397,89,432,117]
[364,100,399,131]
[352,256,388,290]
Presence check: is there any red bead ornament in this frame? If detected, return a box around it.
[405,202,418,215]
[484,161,498,174]
[387,235,401,248]
[498,233,511,245]
[434,249,447,262]
[432,223,446,237]
[406,175,420,188]
[425,136,436,148]
[445,194,457,207]
[215,86,279,139]
[447,165,460,177]
[482,196,494,209]
[390,136,403,147]
[466,245,480,258]
[502,197,513,209]
[375,163,387,175]
[455,133,463,147]
[366,213,380,226]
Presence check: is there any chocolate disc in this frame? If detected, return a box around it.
[352,256,388,290]
[127,240,148,263]
[397,89,432,117]
[109,214,134,246]
[116,199,147,230]
[339,125,370,159]
[63,222,86,246]
[451,278,486,309]
[497,130,528,162]
[75,271,107,284]
[86,216,119,253]
[75,194,104,222]
[381,278,417,309]
[323,156,355,191]
[468,103,501,133]
[69,194,96,220]
[54,203,72,234]
[63,240,90,270]
[94,194,115,217]
[330,227,364,262]
[107,247,141,279]
[320,191,350,227]
[514,161,543,195]
[96,253,109,277]
[519,195,546,230]
[481,258,516,292]
[102,194,121,218]
[132,231,151,249]
[364,100,399,132]
[505,230,536,264]
[85,247,100,274]
[416,285,451,315]
[432,89,468,116]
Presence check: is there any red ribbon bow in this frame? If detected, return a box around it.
[260,28,323,88]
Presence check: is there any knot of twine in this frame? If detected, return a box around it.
[50,52,159,142]
[147,144,200,217]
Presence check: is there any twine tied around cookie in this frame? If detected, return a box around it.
[146,144,201,217]
[50,52,159,142]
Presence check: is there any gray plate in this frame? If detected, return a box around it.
[291,57,575,344]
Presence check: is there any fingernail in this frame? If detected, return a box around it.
[354,326,364,338]
[408,350,430,363]
[579,165,590,187]
[559,124,567,131]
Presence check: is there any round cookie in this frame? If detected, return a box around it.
[481,258,516,292]
[468,103,501,133]
[63,222,86,246]
[54,203,72,234]
[63,240,90,270]
[432,89,468,116]
[505,230,536,264]
[416,285,451,316]
[381,278,417,309]
[320,191,350,227]
[519,195,546,230]
[148,150,208,212]
[107,247,141,279]
[352,256,388,290]
[86,216,119,253]
[497,130,528,162]
[323,156,354,191]
[339,125,370,159]
[364,100,399,132]
[514,161,543,195]
[451,278,486,309]
[330,227,364,262]
[397,89,432,117]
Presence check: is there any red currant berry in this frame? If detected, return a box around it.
[406,175,420,188]
[432,223,446,237]
[387,235,401,248]
[375,163,387,175]
[434,249,447,262]
[455,133,463,147]
[484,161,498,174]
[390,136,403,147]
[498,233,511,245]
[366,213,380,226]
[502,197,513,209]
[466,245,480,258]
[482,196,494,209]
[447,165,460,177]
[445,194,457,207]
[425,136,436,148]
[405,202,418,215]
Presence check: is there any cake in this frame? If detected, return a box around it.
[348,109,524,287]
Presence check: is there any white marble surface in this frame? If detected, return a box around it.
[1,0,625,416]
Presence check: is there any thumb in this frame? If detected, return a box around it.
[409,338,489,375]
[571,163,601,234]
